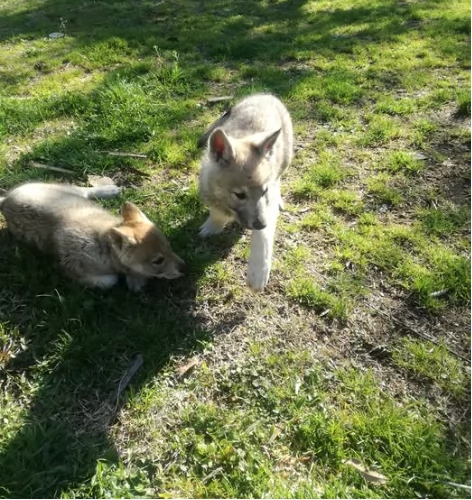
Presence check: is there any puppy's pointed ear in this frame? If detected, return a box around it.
[256,128,281,157]
[121,202,150,224]
[209,128,233,164]
[109,227,137,250]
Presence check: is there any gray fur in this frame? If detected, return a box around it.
[198,93,294,291]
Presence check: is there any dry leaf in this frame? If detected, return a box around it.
[88,175,116,187]
[268,425,282,443]
[344,458,387,485]
[177,358,199,377]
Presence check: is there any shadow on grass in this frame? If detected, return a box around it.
[0,70,244,491]
[0,209,245,497]
[0,0,469,92]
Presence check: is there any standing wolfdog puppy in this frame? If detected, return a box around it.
[198,93,293,291]
[0,183,185,290]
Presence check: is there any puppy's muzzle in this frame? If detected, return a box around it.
[252,218,267,230]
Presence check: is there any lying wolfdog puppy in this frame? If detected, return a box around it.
[0,183,185,290]
[198,93,293,291]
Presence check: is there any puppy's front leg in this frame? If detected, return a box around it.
[126,275,148,292]
[247,187,280,292]
[199,208,229,238]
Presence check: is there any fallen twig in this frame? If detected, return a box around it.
[369,304,470,363]
[206,95,234,104]
[30,161,76,175]
[114,354,144,413]
[440,481,471,491]
[127,166,151,178]
[100,151,148,159]
[202,467,224,483]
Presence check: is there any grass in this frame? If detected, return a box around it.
[367,174,404,207]
[385,151,424,175]
[393,338,469,398]
[0,0,470,498]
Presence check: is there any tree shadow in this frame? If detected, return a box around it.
[0,69,245,491]
[0,206,246,497]
[1,0,468,92]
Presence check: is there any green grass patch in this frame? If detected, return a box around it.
[385,151,424,175]
[455,89,471,117]
[410,118,438,147]
[367,174,404,206]
[417,204,470,237]
[300,207,337,232]
[375,96,418,116]
[308,155,348,188]
[393,338,470,397]
[324,189,365,215]
[293,152,348,200]
[286,276,349,318]
[399,249,471,309]
[360,115,402,147]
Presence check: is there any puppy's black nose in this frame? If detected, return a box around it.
[252,219,267,230]
[178,261,188,274]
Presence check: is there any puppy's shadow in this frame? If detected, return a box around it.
[0,215,244,498]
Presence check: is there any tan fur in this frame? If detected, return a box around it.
[0,183,185,291]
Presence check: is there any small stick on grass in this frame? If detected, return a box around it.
[100,151,148,159]
[30,161,76,175]
[206,95,234,104]
[112,354,144,417]
[429,289,450,298]
[440,481,471,491]
[127,166,151,178]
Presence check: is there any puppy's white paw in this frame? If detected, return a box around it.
[247,264,270,292]
[199,216,225,238]
[126,275,147,292]
[82,274,119,289]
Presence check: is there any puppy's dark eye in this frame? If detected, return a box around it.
[233,191,247,200]
[153,256,165,265]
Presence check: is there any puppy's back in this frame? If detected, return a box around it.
[1,183,118,252]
